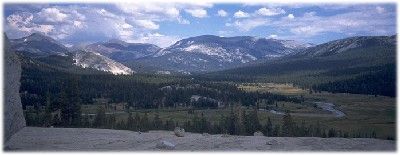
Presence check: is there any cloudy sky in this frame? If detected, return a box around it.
[4,2,396,47]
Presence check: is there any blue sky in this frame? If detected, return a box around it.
[4,2,396,47]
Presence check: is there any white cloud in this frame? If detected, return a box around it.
[304,11,316,17]
[130,33,181,47]
[287,14,295,19]
[115,3,194,24]
[37,8,68,23]
[134,19,159,30]
[97,9,117,18]
[256,7,286,16]
[7,12,34,31]
[376,6,385,14]
[290,26,323,36]
[233,18,269,31]
[6,11,59,37]
[273,7,395,39]
[166,7,180,18]
[5,3,395,47]
[35,24,55,34]
[73,20,84,28]
[234,10,250,18]
[268,34,278,38]
[178,18,190,24]
[185,8,207,18]
[217,9,228,17]
[217,30,232,36]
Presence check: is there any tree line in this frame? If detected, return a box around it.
[25,103,386,140]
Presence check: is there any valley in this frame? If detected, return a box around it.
[6,32,396,144]
[3,2,398,151]
[67,82,394,140]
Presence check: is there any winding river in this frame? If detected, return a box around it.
[314,101,346,118]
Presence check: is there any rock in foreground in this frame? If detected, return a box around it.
[4,34,26,142]
[254,131,264,136]
[174,127,185,137]
[4,127,395,151]
[156,140,175,150]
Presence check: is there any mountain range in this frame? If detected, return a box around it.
[9,33,316,75]
[7,33,395,78]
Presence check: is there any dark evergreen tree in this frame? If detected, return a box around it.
[264,117,273,136]
[140,112,150,132]
[153,113,163,130]
[93,106,106,128]
[282,113,294,136]
[127,113,134,130]
[134,113,141,131]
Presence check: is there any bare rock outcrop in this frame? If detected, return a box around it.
[156,140,176,150]
[4,34,26,142]
[174,127,185,137]
[5,127,396,151]
[254,131,264,136]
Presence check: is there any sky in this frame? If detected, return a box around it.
[3,2,397,47]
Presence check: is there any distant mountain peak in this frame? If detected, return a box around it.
[24,32,57,42]
[28,32,43,37]
[295,35,395,57]
[106,39,127,45]
[10,33,68,57]
[140,34,314,73]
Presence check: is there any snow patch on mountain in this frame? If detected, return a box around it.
[181,44,257,63]
[153,48,171,57]
[279,40,314,49]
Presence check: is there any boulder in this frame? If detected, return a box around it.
[156,140,175,150]
[253,131,264,136]
[266,139,278,145]
[4,34,26,142]
[174,127,185,137]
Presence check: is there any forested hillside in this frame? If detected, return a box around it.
[207,36,396,97]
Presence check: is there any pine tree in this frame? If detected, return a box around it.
[265,117,273,136]
[315,121,321,137]
[243,106,262,135]
[227,107,238,135]
[153,113,162,130]
[134,113,141,131]
[250,106,261,132]
[107,113,116,129]
[273,125,280,136]
[59,87,70,127]
[200,112,208,133]
[236,108,246,135]
[282,113,294,136]
[218,114,228,134]
[127,112,134,130]
[192,113,200,133]
[243,110,250,135]
[42,91,52,127]
[70,78,81,127]
[322,130,327,138]
[328,128,336,137]
[93,106,106,128]
[116,120,126,130]
[141,112,150,132]
[82,114,90,128]
[299,120,307,137]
